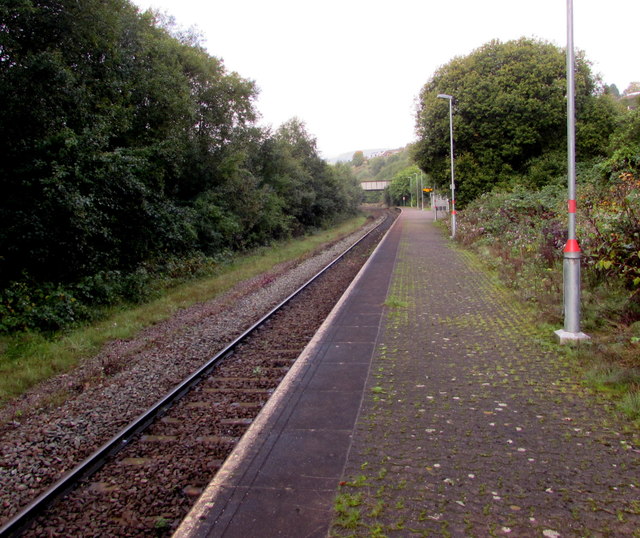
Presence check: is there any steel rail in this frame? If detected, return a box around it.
[0,215,389,537]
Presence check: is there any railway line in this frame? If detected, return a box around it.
[0,210,396,537]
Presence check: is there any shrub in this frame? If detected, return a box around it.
[456,169,640,324]
[579,170,640,322]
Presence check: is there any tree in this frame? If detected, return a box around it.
[606,106,640,172]
[0,0,363,333]
[387,166,421,206]
[413,38,612,206]
[351,151,365,167]
[605,84,621,97]
[0,0,258,284]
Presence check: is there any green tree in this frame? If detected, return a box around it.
[413,38,612,206]
[350,147,411,183]
[351,151,365,167]
[605,84,620,97]
[252,118,361,234]
[329,162,363,214]
[0,0,362,333]
[606,106,640,172]
[387,166,421,206]
[0,0,257,285]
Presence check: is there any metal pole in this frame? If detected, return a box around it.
[433,188,437,221]
[556,0,589,343]
[448,100,456,237]
[437,94,456,238]
[411,176,415,208]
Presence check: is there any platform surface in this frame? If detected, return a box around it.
[175,209,640,537]
[175,208,401,537]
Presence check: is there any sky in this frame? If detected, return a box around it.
[131,0,638,159]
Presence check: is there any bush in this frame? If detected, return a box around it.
[456,184,564,264]
[0,280,90,333]
[456,163,640,324]
[0,252,224,333]
[579,171,640,321]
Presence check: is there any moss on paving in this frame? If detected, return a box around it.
[331,212,640,537]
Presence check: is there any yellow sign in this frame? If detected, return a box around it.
[423,188,433,193]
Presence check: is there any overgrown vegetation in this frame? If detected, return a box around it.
[350,148,412,184]
[0,217,367,406]
[451,140,640,420]
[455,169,640,322]
[384,164,426,207]
[347,148,413,204]
[1,0,362,334]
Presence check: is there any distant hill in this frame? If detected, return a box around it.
[347,147,412,183]
[325,148,390,164]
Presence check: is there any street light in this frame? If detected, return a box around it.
[554,0,589,343]
[555,0,589,342]
[437,93,456,238]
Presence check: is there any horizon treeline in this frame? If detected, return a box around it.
[0,0,362,332]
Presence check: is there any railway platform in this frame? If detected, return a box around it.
[175,208,639,537]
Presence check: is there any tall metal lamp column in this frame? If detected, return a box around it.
[437,93,456,238]
[555,0,589,343]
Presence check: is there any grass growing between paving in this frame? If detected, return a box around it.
[0,216,368,409]
[448,233,640,426]
[452,237,640,426]
[331,216,640,537]
[449,182,640,425]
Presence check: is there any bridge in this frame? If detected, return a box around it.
[360,180,390,191]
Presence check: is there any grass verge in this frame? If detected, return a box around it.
[0,216,368,409]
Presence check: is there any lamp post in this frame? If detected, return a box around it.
[410,176,414,208]
[555,0,589,343]
[437,93,456,238]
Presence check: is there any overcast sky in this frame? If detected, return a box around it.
[131,0,637,159]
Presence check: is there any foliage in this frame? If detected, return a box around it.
[455,163,640,325]
[413,38,619,206]
[607,106,640,169]
[0,0,361,333]
[344,147,413,204]
[386,165,423,206]
[0,216,367,404]
[352,147,412,183]
[351,151,365,167]
[580,171,640,321]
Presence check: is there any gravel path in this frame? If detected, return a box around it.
[0,213,388,526]
[332,210,640,537]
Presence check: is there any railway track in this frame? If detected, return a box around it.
[1,210,396,537]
